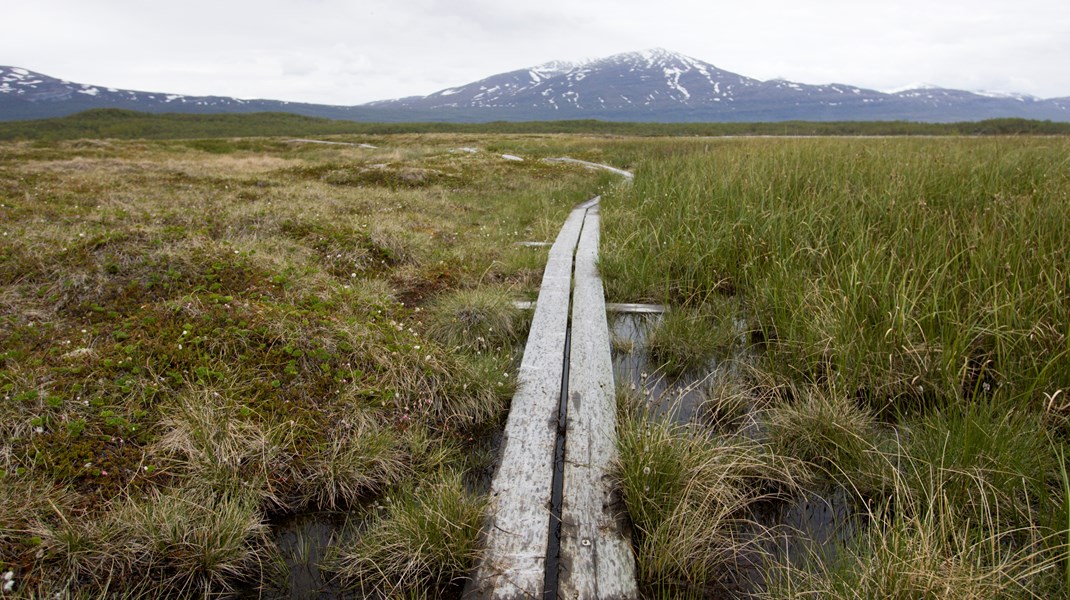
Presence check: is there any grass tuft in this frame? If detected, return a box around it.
[647,302,740,377]
[329,470,486,596]
[765,474,1064,599]
[764,385,893,498]
[903,396,1057,535]
[152,388,284,503]
[617,393,800,594]
[299,412,408,511]
[423,287,526,353]
[34,487,270,596]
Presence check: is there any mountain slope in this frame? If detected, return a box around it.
[3,51,1069,123]
[367,49,1070,122]
[0,66,379,122]
[369,49,763,113]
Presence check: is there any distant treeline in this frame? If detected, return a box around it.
[1,108,1068,141]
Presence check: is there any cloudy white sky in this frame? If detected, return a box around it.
[4,0,1069,104]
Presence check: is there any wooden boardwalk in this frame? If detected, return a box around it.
[466,197,637,600]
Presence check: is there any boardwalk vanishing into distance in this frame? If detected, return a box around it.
[466,194,637,600]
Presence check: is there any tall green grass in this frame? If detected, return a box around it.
[604,137,1070,597]
[603,137,1070,413]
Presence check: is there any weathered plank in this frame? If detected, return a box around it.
[466,202,589,599]
[286,138,377,148]
[559,205,639,599]
[605,302,668,314]
[543,158,635,181]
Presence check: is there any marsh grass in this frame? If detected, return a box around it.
[423,286,526,353]
[602,137,1070,412]
[299,412,408,511]
[646,301,740,377]
[33,487,270,596]
[764,470,1064,600]
[329,470,486,596]
[603,136,1070,598]
[902,396,1058,535]
[153,388,286,502]
[616,393,802,595]
[698,376,755,434]
[764,385,894,498]
[1058,443,1070,592]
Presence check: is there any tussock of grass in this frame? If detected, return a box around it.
[34,487,269,596]
[0,474,75,563]
[117,488,269,593]
[152,389,282,491]
[329,470,486,596]
[764,385,893,497]
[902,397,1057,534]
[299,412,408,511]
[423,287,525,353]
[356,326,515,432]
[693,376,753,432]
[617,394,801,594]
[647,302,740,377]
[765,478,1063,599]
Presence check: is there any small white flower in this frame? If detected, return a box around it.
[34,426,44,434]
[3,570,13,581]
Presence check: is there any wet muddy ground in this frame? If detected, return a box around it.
[245,425,503,599]
[609,308,862,595]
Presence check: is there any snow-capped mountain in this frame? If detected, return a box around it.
[366,49,1070,122]
[369,49,764,113]
[3,51,1069,123]
[0,65,374,121]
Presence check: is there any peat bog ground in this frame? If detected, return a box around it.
[2,131,1069,599]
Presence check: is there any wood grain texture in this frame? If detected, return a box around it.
[466,203,588,599]
[558,205,639,600]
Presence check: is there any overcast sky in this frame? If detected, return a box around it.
[4,0,1068,104]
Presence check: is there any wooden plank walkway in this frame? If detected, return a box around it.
[559,204,638,599]
[466,197,637,600]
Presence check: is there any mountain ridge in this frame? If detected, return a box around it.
[363,49,1070,122]
[3,50,1069,122]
